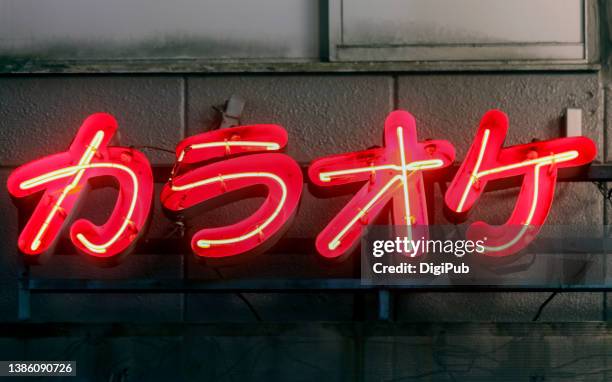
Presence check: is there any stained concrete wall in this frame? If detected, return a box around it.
[0,71,607,321]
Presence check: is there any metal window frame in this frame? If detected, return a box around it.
[328,0,599,64]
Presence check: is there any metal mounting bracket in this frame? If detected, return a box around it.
[218,94,245,129]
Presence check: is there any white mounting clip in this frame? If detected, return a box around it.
[218,94,245,129]
[564,108,582,137]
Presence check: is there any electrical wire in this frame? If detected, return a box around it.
[532,291,558,321]
[213,268,262,321]
[130,145,176,155]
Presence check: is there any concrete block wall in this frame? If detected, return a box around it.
[0,72,607,323]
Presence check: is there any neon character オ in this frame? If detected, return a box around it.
[7,110,597,261]
[308,110,455,259]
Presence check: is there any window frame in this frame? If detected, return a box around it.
[327,0,600,65]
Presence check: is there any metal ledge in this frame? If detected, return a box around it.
[24,278,612,293]
[0,322,609,337]
[151,163,611,183]
[0,59,601,74]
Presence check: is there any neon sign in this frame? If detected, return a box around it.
[7,110,597,262]
[308,110,455,259]
[6,113,154,260]
[160,124,303,258]
[444,110,597,257]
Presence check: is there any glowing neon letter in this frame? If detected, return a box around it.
[161,124,303,258]
[7,113,154,259]
[444,110,597,256]
[309,110,455,259]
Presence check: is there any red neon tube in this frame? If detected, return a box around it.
[161,124,303,258]
[7,113,154,259]
[444,110,597,256]
[309,110,455,259]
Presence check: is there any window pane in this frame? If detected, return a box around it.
[0,0,319,60]
[333,0,585,61]
[343,0,582,45]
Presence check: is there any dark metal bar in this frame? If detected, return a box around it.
[17,279,30,321]
[0,322,608,338]
[17,206,30,321]
[25,278,612,293]
[44,237,315,256]
[27,278,365,292]
[377,289,391,321]
[154,163,612,184]
[35,236,612,256]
